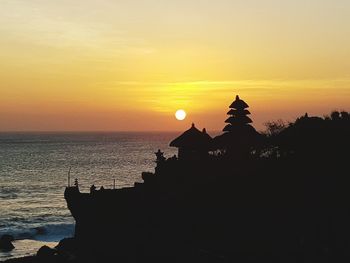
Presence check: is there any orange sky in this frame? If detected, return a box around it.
[0,0,349,132]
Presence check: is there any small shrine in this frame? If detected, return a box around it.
[170,123,212,160]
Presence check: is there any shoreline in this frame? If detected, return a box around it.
[0,239,58,262]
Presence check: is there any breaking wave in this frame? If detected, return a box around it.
[0,223,75,242]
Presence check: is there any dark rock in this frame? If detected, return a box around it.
[0,234,15,251]
[142,172,155,183]
[55,238,78,261]
[36,245,56,259]
[1,234,14,241]
[2,255,37,263]
[55,238,76,253]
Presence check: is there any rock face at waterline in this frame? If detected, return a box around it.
[64,96,350,262]
[0,235,15,251]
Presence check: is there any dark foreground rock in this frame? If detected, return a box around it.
[54,238,77,261]
[36,245,56,259]
[1,238,81,263]
[2,242,78,263]
[2,255,73,263]
[0,235,15,251]
[2,256,36,263]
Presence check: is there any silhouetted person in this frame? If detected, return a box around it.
[155,149,166,163]
[74,179,79,189]
[90,184,96,193]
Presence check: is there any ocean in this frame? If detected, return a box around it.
[0,132,177,260]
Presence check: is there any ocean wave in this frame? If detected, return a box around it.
[0,223,75,242]
[0,193,18,199]
[0,187,19,199]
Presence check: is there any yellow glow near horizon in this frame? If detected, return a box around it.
[0,1,349,131]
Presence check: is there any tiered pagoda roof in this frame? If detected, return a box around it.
[223,95,252,132]
[214,95,261,150]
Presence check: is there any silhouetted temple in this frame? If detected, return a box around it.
[214,95,261,155]
[62,95,350,262]
[169,96,260,159]
[170,123,212,160]
[224,95,252,130]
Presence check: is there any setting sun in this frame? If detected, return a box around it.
[175,109,187,121]
[0,0,349,133]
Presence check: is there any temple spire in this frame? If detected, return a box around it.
[223,95,252,132]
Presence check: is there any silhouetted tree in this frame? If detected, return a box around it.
[263,119,286,137]
[331,111,341,121]
[340,111,350,120]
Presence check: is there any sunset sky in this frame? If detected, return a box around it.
[0,0,349,131]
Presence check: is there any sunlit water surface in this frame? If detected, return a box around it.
[0,132,177,261]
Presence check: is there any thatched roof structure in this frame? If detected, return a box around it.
[223,95,253,132]
[224,115,253,126]
[227,109,251,115]
[213,95,262,151]
[229,95,249,109]
[170,123,212,149]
